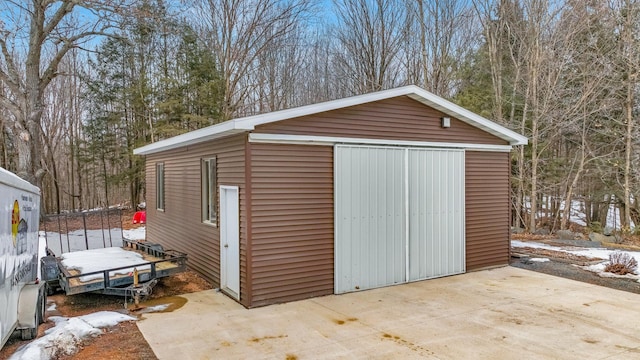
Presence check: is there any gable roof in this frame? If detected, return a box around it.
[134,85,528,155]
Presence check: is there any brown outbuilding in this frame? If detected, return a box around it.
[134,85,527,308]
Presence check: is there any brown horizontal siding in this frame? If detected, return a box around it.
[255,96,508,145]
[249,143,334,307]
[465,151,510,270]
[144,134,247,304]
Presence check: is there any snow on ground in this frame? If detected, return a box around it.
[525,198,635,230]
[9,311,136,360]
[144,304,169,312]
[529,257,550,263]
[512,240,640,282]
[43,226,145,256]
[123,226,146,241]
[47,302,57,312]
[44,229,124,256]
[60,247,150,282]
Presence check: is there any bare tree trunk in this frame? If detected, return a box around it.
[561,144,585,230]
[623,75,633,229]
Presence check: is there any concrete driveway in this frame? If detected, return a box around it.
[137,267,640,359]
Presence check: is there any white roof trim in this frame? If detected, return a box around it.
[134,85,527,155]
[249,133,514,152]
[134,121,249,155]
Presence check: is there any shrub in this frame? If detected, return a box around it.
[604,252,638,275]
[589,221,603,234]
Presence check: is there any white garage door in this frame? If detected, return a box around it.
[335,145,465,294]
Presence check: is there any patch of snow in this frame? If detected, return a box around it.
[60,247,150,282]
[47,302,57,312]
[145,304,169,312]
[123,227,146,241]
[9,311,135,360]
[512,240,640,262]
[511,240,558,251]
[79,311,135,327]
[512,240,640,280]
[529,258,550,263]
[43,229,124,256]
[578,263,640,282]
[523,196,635,230]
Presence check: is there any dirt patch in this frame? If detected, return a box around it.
[0,270,212,360]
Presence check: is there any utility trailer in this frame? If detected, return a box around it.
[0,167,46,350]
[41,239,187,299]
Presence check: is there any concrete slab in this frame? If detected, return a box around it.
[137,267,640,359]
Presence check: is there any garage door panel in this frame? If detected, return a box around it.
[336,145,465,294]
[335,146,406,294]
[409,149,465,281]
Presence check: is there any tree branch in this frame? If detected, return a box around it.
[0,37,23,92]
[0,96,22,121]
[40,30,110,91]
[43,0,77,38]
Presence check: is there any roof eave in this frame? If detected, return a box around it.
[133,121,251,156]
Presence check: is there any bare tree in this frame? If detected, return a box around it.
[412,0,477,97]
[331,0,406,94]
[193,0,312,119]
[0,0,127,186]
[613,0,640,229]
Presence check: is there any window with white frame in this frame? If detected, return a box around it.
[156,162,165,211]
[202,157,217,224]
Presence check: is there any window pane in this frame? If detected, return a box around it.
[156,163,164,210]
[201,158,216,223]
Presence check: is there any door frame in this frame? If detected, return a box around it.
[219,185,240,300]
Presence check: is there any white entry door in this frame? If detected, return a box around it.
[220,185,240,300]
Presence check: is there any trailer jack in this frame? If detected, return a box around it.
[123,277,158,311]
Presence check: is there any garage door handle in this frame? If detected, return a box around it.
[224,244,228,248]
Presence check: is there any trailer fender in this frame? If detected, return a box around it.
[17,282,46,339]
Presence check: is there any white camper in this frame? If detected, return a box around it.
[0,167,46,349]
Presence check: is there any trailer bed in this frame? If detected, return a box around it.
[57,240,187,296]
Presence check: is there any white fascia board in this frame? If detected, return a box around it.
[133,120,252,155]
[406,89,528,146]
[249,133,514,152]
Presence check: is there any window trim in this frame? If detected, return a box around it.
[201,157,217,226]
[156,162,165,211]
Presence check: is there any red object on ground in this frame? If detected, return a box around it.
[133,210,146,224]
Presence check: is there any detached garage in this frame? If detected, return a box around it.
[134,85,527,308]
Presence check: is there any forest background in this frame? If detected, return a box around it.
[1,0,639,234]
